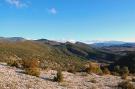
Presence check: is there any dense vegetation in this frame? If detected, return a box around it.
[110,52,135,73]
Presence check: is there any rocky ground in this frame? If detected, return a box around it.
[0,63,134,89]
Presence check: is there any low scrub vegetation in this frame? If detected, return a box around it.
[121,74,128,80]
[121,66,129,80]
[112,53,135,73]
[110,65,130,78]
[7,60,19,67]
[22,58,40,77]
[25,68,40,77]
[54,70,63,82]
[121,66,129,75]
[6,56,22,68]
[118,81,135,89]
[85,62,102,74]
[67,66,77,74]
[89,78,97,83]
[102,67,110,75]
[132,77,135,82]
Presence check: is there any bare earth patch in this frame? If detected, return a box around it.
[0,63,134,89]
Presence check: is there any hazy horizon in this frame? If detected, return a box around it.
[0,0,135,42]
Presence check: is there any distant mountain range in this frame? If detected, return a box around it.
[1,37,135,46]
[91,41,135,47]
[0,37,25,42]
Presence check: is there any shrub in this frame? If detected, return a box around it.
[132,77,135,82]
[80,72,88,76]
[121,66,129,75]
[25,68,40,77]
[113,53,135,73]
[54,70,63,82]
[118,81,135,89]
[102,68,110,75]
[7,59,16,66]
[22,58,39,69]
[67,66,76,74]
[67,69,76,74]
[121,74,128,80]
[114,65,120,73]
[112,72,120,76]
[89,78,97,83]
[40,62,48,70]
[23,58,40,77]
[7,60,21,68]
[120,66,129,80]
[85,62,102,74]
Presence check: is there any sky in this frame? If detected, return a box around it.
[0,0,135,42]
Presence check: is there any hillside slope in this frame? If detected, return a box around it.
[0,40,86,70]
[0,38,120,70]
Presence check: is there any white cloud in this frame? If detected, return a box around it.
[48,8,57,15]
[120,38,135,42]
[5,0,27,8]
[83,38,135,44]
[56,39,77,43]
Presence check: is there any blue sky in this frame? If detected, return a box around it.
[0,0,135,42]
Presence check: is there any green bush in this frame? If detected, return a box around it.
[54,70,63,82]
[118,81,135,89]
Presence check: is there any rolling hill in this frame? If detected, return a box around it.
[1,37,134,71]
